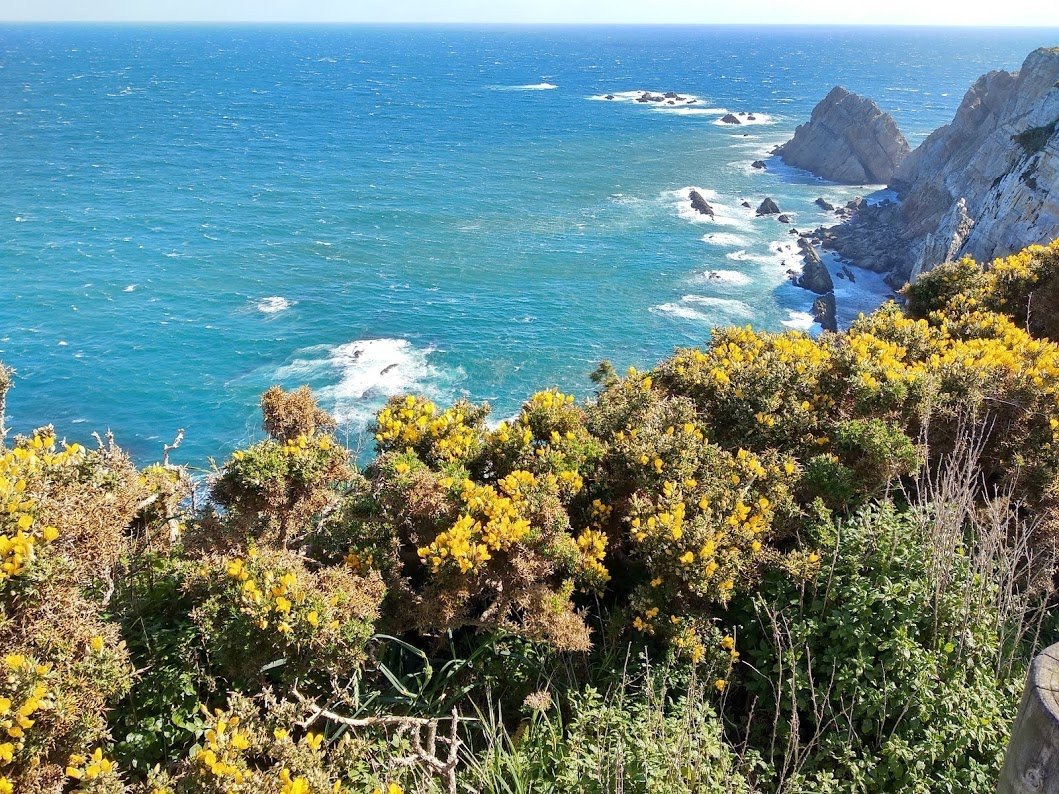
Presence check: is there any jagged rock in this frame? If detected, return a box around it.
[740,201,752,208]
[756,198,781,216]
[829,47,1059,284]
[604,94,615,100]
[751,160,767,170]
[664,92,685,100]
[747,114,757,120]
[812,292,838,332]
[777,214,792,223]
[775,86,910,183]
[815,197,836,211]
[688,189,715,218]
[637,92,665,103]
[793,239,835,294]
[721,113,742,125]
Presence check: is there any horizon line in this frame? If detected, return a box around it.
[2,20,1059,29]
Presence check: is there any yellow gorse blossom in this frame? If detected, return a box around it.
[0,431,82,585]
[418,471,537,574]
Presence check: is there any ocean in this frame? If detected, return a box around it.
[1,24,1055,464]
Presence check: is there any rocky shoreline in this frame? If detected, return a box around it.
[767,46,1059,326]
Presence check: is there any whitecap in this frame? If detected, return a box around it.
[502,82,557,90]
[681,295,754,318]
[652,302,710,322]
[665,186,753,231]
[123,285,136,292]
[274,338,463,430]
[256,296,293,314]
[652,295,754,324]
[701,232,749,247]
[782,311,816,330]
[651,106,728,116]
[690,269,753,286]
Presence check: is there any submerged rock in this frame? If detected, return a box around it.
[751,160,767,170]
[777,214,792,224]
[775,86,910,184]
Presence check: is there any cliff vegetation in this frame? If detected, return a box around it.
[4,241,1059,793]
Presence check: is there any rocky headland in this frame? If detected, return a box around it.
[774,86,910,184]
[821,47,1059,287]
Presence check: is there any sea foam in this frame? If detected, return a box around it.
[256,296,293,314]
[275,338,462,431]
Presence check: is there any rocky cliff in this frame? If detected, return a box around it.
[827,47,1059,286]
[775,86,910,184]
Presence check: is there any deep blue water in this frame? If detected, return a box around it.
[1,25,1056,464]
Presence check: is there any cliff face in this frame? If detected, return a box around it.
[828,48,1059,285]
[775,86,910,184]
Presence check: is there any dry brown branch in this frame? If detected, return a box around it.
[293,687,463,794]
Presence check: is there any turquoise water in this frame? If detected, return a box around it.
[1,25,1055,464]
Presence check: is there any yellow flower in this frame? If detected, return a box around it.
[90,635,105,653]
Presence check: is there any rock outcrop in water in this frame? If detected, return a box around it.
[827,47,1059,286]
[775,86,910,184]
[688,189,715,218]
[793,238,834,294]
[756,197,781,216]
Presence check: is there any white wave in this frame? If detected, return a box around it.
[123,284,136,292]
[257,296,293,314]
[690,269,753,286]
[713,112,775,127]
[681,295,754,317]
[665,186,753,230]
[652,303,711,322]
[652,295,754,324]
[275,338,462,430]
[701,232,749,247]
[651,106,728,116]
[503,82,557,90]
[782,311,816,330]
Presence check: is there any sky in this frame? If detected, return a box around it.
[2,0,1058,26]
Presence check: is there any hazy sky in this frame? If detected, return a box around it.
[2,0,1058,26]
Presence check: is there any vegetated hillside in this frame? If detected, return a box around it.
[4,241,1059,793]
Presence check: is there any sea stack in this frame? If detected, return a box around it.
[775,86,910,184]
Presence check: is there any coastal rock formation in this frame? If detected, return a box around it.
[812,292,838,332]
[721,113,742,125]
[775,86,910,184]
[829,47,1059,285]
[756,197,781,216]
[688,189,715,217]
[752,160,767,170]
[815,197,835,211]
[777,214,791,224]
[794,238,835,294]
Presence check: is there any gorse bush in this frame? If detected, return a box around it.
[1,240,1058,792]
